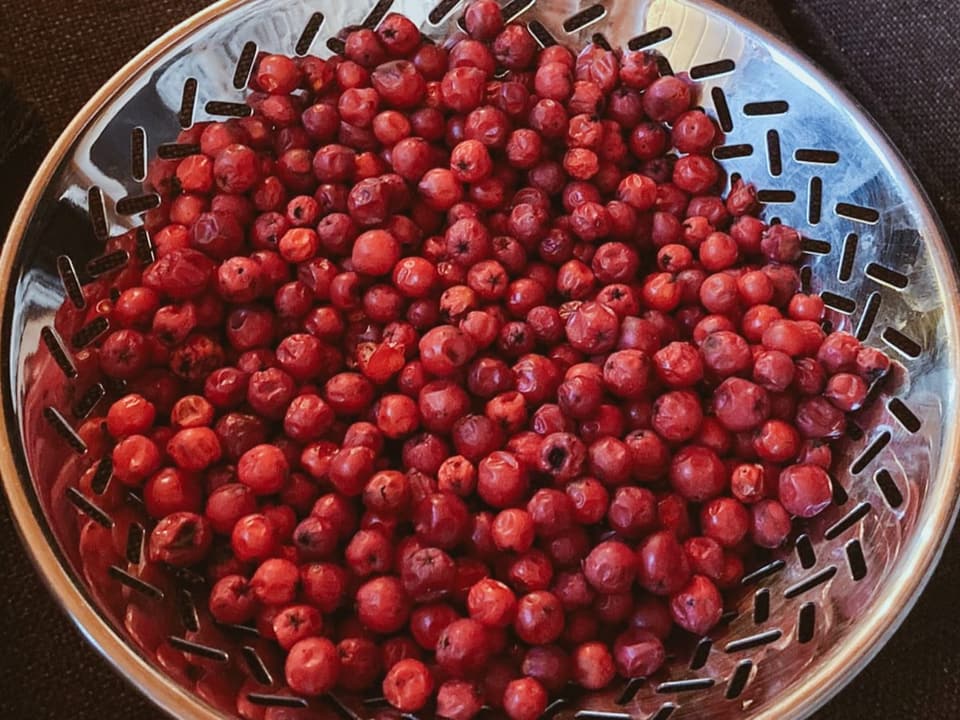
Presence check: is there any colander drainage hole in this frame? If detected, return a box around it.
[689,637,712,669]
[233,41,258,89]
[846,540,868,581]
[874,468,904,508]
[247,693,308,708]
[501,0,536,23]
[795,534,816,569]
[562,4,606,33]
[56,255,85,309]
[824,501,871,540]
[40,326,77,378]
[797,602,816,643]
[753,588,770,623]
[296,13,325,55]
[242,646,274,685]
[725,660,753,700]
[178,78,197,128]
[616,677,644,704]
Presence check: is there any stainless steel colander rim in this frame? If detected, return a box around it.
[2,1,959,718]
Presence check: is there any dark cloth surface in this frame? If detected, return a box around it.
[0,1,958,718]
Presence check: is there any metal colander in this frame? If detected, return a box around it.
[2,0,959,718]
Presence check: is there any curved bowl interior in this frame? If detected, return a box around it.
[2,0,959,718]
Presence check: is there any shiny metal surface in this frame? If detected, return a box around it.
[2,0,959,718]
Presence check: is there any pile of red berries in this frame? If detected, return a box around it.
[63,1,892,717]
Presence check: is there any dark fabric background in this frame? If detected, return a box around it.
[0,1,958,718]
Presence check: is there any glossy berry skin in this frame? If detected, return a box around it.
[286,637,340,696]
[383,659,434,712]
[670,575,723,636]
[778,464,834,517]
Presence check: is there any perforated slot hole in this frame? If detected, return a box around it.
[757,189,795,203]
[838,233,858,282]
[689,638,712,669]
[91,457,112,494]
[563,4,606,32]
[87,187,108,240]
[86,249,130,278]
[753,588,770,624]
[725,660,753,700]
[846,540,867,581]
[707,87,733,133]
[362,0,394,28]
[591,33,612,50]
[799,266,812,293]
[763,129,782,176]
[326,36,346,54]
[168,636,229,662]
[501,0,535,22]
[616,678,644,704]
[656,678,715,693]
[73,382,106,419]
[205,101,253,118]
[795,534,816,569]
[135,227,156,264]
[713,144,752,160]
[724,629,781,653]
[882,327,922,358]
[628,26,672,50]
[888,398,921,432]
[801,238,830,255]
[650,704,677,720]
[833,473,849,506]
[296,13,325,55]
[874,468,904,508]
[41,326,77,378]
[157,142,201,159]
[109,566,164,599]
[527,19,558,47]
[44,407,87,453]
[116,194,161,215]
[574,712,631,720]
[689,59,735,79]
[851,431,890,474]
[71,316,110,349]
[795,148,840,164]
[125,523,144,564]
[741,559,785,585]
[56,255,85,309]
[179,78,198,127]
[249,694,309,708]
[242,646,274,685]
[131,127,146,181]
[654,54,674,76]
[233,41,258,89]
[178,588,200,632]
[865,262,909,289]
[824,501,871,540]
[820,291,856,314]
[835,202,879,224]
[797,602,816,644]
[807,176,822,224]
[428,0,461,23]
[784,566,837,599]
[744,100,789,115]
[66,487,112,527]
[854,291,881,341]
